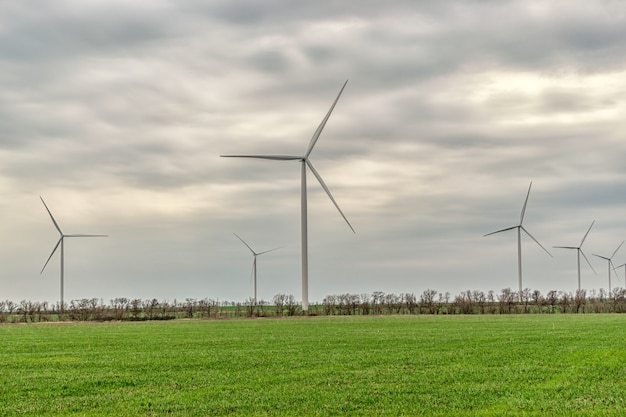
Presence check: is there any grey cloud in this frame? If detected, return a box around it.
[2,0,626,303]
[245,50,293,74]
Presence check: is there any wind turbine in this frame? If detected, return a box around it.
[614,263,626,288]
[221,80,355,311]
[484,182,552,298]
[593,241,624,294]
[553,221,596,291]
[233,233,282,305]
[40,196,107,312]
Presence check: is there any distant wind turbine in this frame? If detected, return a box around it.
[233,233,282,305]
[40,196,107,312]
[553,221,596,291]
[614,263,626,288]
[221,80,355,312]
[593,241,624,293]
[484,182,552,298]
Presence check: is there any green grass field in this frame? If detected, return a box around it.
[1,315,626,416]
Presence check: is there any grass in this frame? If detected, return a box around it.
[1,315,626,416]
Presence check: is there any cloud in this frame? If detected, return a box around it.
[1,0,626,304]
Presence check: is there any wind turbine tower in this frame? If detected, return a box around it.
[222,80,355,312]
[553,221,596,291]
[484,182,552,298]
[40,197,107,312]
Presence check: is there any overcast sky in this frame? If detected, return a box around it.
[2,0,626,305]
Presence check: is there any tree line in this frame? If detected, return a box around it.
[2,288,626,323]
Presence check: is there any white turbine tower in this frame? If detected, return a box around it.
[222,80,355,312]
[40,196,107,312]
[593,241,624,294]
[553,221,596,291]
[233,233,282,305]
[484,182,552,298]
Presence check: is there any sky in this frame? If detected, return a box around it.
[1,0,626,306]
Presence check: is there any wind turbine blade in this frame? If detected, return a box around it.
[483,226,517,237]
[580,249,597,275]
[40,196,63,235]
[579,220,595,247]
[40,237,62,274]
[233,233,256,254]
[257,246,284,256]
[305,80,348,158]
[306,160,355,233]
[65,234,108,238]
[221,155,302,161]
[519,181,532,225]
[593,254,610,261]
[521,226,552,257]
[552,246,577,249]
[611,240,624,259]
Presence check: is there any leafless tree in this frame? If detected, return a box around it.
[545,290,558,313]
[371,291,385,314]
[383,293,401,314]
[611,287,626,313]
[285,294,298,316]
[184,298,197,318]
[531,290,542,312]
[574,289,587,313]
[130,298,142,319]
[360,294,371,315]
[420,289,438,314]
[558,292,571,313]
[521,288,532,313]
[273,293,286,316]
[498,288,516,314]
[403,293,417,314]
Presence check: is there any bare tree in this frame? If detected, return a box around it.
[420,289,438,314]
[285,295,298,316]
[574,289,587,313]
[371,291,385,314]
[472,290,486,314]
[273,293,287,316]
[359,294,371,315]
[545,290,558,313]
[322,294,336,316]
[558,292,571,313]
[521,288,532,313]
[612,287,626,313]
[403,293,417,314]
[130,298,142,319]
[498,288,516,314]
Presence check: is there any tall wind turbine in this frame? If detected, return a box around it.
[222,80,355,311]
[484,182,552,297]
[553,221,596,291]
[593,241,624,293]
[233,233,282,305]
[40,196,107,312]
